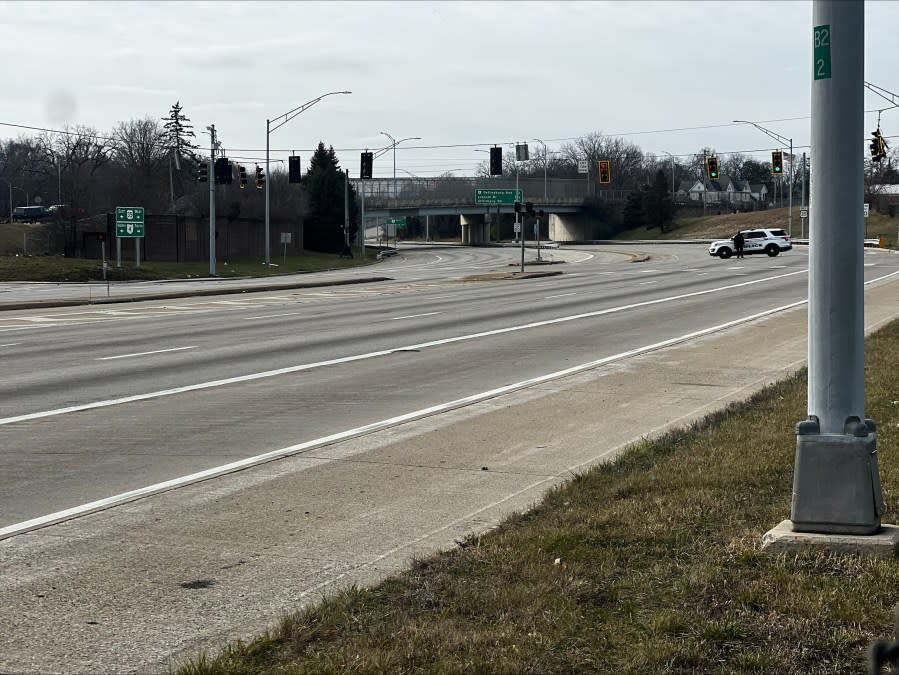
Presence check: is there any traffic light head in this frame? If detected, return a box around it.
[525,201,534,214]
[288,155,302,183]
[771,151,784,174]
[514,201,522,213]
[197,159,209,183]
[598,160,611,184]
[237,164,247,188]
[706,156,720,180]
[360,151,373,179]
[489,146,502,175]
[255,165,265,188]
[871,130,888,161]
[97,232,105,243]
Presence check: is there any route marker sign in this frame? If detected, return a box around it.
[115,206,145,237]
[386,217,406,227]
[475,189,523,205]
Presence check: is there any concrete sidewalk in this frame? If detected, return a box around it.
[2,276,899,674]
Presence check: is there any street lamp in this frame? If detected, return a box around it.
[533,138,548,200]
[265,90,351,265]
[733,119,793,238]
[661,151,675,194]
[378,132,421,195]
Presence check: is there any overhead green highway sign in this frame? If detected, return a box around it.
[475,189,523,205]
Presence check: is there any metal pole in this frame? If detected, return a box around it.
[801,152,807,238]
[57,162,61,205]
[790,0,882,535]
[169,155,175,212]
[116,237,121,268]
[344,169,350,253]
[264,119,271,266]
[7,184,10,223]
[209,126,216,276]
[135,238,140,269]
[788,138,793,238]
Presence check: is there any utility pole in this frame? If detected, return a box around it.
[207,124,216,277]
[801,152,807,238]
[789,0,884,535]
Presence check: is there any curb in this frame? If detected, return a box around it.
[0,276,393,311]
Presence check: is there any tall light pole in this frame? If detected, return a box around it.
[378,133,420,247]
[662,151,676,194]
[265,90,351,266]
[378,132,421,193]
[533,138,548,200]
[733,119,793,238]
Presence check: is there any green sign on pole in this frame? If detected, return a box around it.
[475,189,523,205]
[813,24,831,81]
[115,206,145,237]
[386,217,407,227]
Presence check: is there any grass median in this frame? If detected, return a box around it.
[0,251,378,282]
[178,319,899,674]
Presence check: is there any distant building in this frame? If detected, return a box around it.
[676,175,767,209]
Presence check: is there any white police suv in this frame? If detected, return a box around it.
[709,228,792,259]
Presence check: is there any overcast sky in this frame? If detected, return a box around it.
[1,1,897,177]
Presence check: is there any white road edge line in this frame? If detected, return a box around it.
[0,268,813,428]
[96,346,198,361]
[243,312,303,320]
[0,296,810,541]
[390,312,441,321]
[544,293,576,299]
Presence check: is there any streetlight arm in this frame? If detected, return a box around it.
[269,91,352,134]
[374,135,420,159]
[733,120,791,147]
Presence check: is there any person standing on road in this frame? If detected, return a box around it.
[733,231,745,258]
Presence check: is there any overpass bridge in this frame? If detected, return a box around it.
[350,177,629,243]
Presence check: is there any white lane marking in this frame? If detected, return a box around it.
[96,346,198,361]
[639,281,658,285]
[544,293,576,299]
[865,263,876,267]
[0,267,834,428]
[420,295,452,301]
[0,342,20,347]
[243,312,303,320]
[727,266,745,270]
[0,296,812,542]
[390,312,441,321]
[0,326,57,333]
[639,269,658,273]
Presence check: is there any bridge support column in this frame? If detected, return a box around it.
[461,214,490,245]
[549,213,588,242]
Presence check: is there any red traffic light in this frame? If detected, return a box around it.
[97,233,106,242]
[598,160,611,184]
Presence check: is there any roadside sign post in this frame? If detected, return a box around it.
[386,217,406,249]
[115,206,145,268]
[280,232,291,265]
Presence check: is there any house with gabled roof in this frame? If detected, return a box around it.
[676,175,759,206]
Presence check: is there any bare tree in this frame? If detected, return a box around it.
[560,132,644,189]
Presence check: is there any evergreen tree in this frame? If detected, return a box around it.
[643,169,676,232]
[622,185,646,229]
[303,142,359,252]
[162,101,198,159]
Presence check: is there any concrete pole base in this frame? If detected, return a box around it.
[762,520,899,559]
[790,417,884,535]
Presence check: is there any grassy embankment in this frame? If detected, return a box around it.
[615,205,899,245]
[0,251,379,282]
[178,318,899,674]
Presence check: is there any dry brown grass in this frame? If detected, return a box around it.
[179,322,899,675]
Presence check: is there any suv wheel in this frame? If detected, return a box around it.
[718,247,733,259]
[765,244,779,257]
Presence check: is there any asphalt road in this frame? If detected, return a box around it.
[3,242,898,530]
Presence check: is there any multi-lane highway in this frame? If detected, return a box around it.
[4,242,899,673]
[2,243,897,529]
